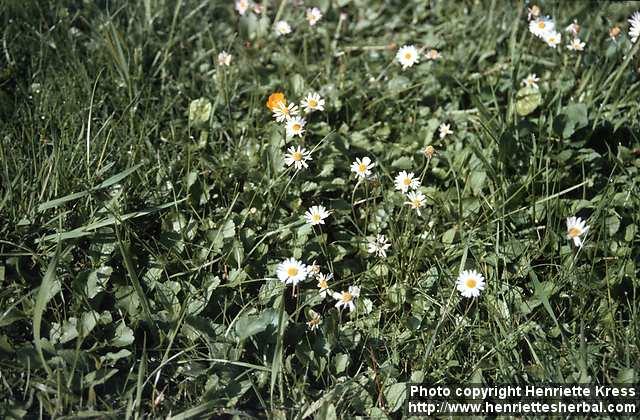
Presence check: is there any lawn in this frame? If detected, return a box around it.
[1,0,639,418]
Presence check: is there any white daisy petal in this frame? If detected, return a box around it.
[367,234,391,258]
[306,7,323,26]
[217,51,232,66]
[438,123,453,139]
[304,205,330,226]
[456,269,486,299]
[529,16,555,39]
[276,258,307,286]
[629,11,640,43]
[522,73,540,89]
[275,20,292,37]
[333,286,360,312]
[396,45,420,69]
[567,216,588,248]
[284,146,312,170]
[285,116,306,138]
[405,191,426,215]
[301,92,325,114]
[394,171,420,193]
[351,156,375,179]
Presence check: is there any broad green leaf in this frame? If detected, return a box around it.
[442,227,457,245]
[79,311,99,338]
[515,86,542,116]
[332,353,349,375]
[235,308,278,340]
[111,322,135,347]
[384,382,407,413]
[85,266,113,299]
[606,214,620,236]
[188,98,212,127]
[556,103,588,138]
[50,318,79,344]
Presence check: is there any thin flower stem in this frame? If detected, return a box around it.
[424,285,457,363]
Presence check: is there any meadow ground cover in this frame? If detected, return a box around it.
[1,0,640,417]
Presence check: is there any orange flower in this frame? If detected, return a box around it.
[266,92,286,111]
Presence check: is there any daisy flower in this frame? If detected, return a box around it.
[394,171,420,193]
[316,272,332,298]
[308,260,321,276]
[567,38,585,51]
[456,269,486,298]
[424,145,436,158]
[438,122,453,139]
[333,286,360,312]
[284,146,312,170]
[266,92,286,111]
[367,234,391,258]
[425,49,441,60]
[217,51,232,66]
[304,205,330,226]
[529,17,555,39]
[301,92,325,113]
[350,156,375,179]
[306,7,323,26]
[629,11,640,43]
[527,5,540,21]
[306,310,322,331]
[272,102,299,122]
[522,73,540,89]
[285,116,306,137]
[566,216,589,247]
[235,0,249,15]
[544,31,562,48]
[405,191,426,215]
[275,20,292,37]
[276,257,307,286]
[609,26,621,41]
[565,20,580,37]
[396,45,420,69]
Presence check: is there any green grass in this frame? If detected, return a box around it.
[1,0,639,417]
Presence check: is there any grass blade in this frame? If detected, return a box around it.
[32,243,61,378]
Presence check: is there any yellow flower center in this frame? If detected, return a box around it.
[318,279,328,289]
[308,99,317,108]
[404,52,412,60]
[466,278,477,289]
[311,213,321,222]
[412,199,422,207]
[568,227,582,238]
[537,21,546,29]
[292,151,303,161]
[358,163,367,172]
[292,123,301,131]
[403,178,412,186]
[341,292,353,303]
[307,317,320,327]
[287,267,299,277]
